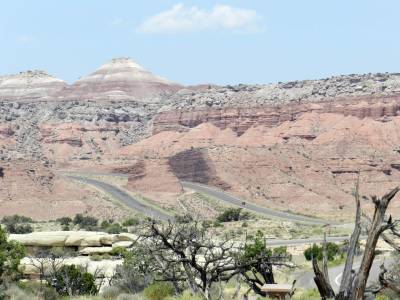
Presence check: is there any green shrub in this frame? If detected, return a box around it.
[144,282,174,300]
[53,264,97,296]
[57,217,72,225]
[101,285,122,300]
[101,220,112,229]
[213,221,223,227]
[90,254,103,261]
[2,215,33,224]
[117,293,142,300]
[106,223,128,234]
[166,290,203,300]
[4,284,33,300]
[73,214,98,231]
[216,208,250,222]
[7,223,33,234]
[202,220,212,229]
[292,288,320,300]
[2,215,34,234]
[110,246,129,258]
[273,246,291,259]
[123,217,140,227]
[18,280,58,300]
[0,226,25,285]
[304,243,340,261]
[174,214,193,224]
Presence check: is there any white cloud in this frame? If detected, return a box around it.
[17,35,38,46]
[108,17,125,27]
[137,3,263,34]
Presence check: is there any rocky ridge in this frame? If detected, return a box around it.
[0,70,66,101]
[3,60,400,220]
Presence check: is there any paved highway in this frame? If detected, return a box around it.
[182,181,335,225]
[67,175,172,221]
[265,236,354,246]
[296,258,393,291]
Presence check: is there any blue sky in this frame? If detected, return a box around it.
[1,1,400,85]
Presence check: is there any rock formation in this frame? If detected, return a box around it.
[59,57,181,101]
[2,60,400,220]
[0,70,66,101]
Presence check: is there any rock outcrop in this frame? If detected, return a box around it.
[59,57,181,101]
[153,95,400,135]
[3,62,400,221]
[9,231,137,250]
[0,70,66,101]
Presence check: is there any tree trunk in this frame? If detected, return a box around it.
[351,187,400,300]
[337,181,362,299]
[312,257,335,299]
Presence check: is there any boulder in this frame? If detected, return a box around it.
[100,235,118,246]
[65,231,108,247]
[79,246,113,255]
[19,256,122,278]
[9,232,69,247]
[9,231,110,247]
[112,241,133,248]
[115,232,137,242]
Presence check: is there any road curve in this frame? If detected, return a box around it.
[67,175,172,221]
[297,258,393,291]
[182,181,334,225]
[265,236,354,246]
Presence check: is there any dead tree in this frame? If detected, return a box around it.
[135,220,292,300]
[312,184,400,300]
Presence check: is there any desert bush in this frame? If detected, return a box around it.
[7,223,33,234]
[304,243,340,261]
[2,215,34,234]
[2,215,33,224]
[116,293,142,300]
[106,223,127,234]
[101,285,122,300]
[174,214,193,224]
[112,246,154,294]
[143,282,174,300]
[110,246,129,258]
[73,214,99,231]
[57,216,72,226]
[273,246,291,259]
[101,220,127,234]
[4,284,34,300]
[0,227,25,292]
[292,288,320,300]
[123,217,140,227]
[90,254,103,261]
[212,220,223,227]
[19,280,59,300]
[165,290,203,300]
[216,208,250,222]
[53,264,97,296]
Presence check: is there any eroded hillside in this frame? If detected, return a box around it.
[2,58,400,220]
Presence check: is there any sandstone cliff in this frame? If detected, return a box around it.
[2,62,400,220]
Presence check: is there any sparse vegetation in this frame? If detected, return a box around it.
[73,214,99,231]
[57,217,73,226]
[0,226,25,297]
[53,265,97,296]
[122,217,140,227]
[304,242,340,261]
[143,282,174,300]
[1,215,34,234]
[216,208,250,222]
